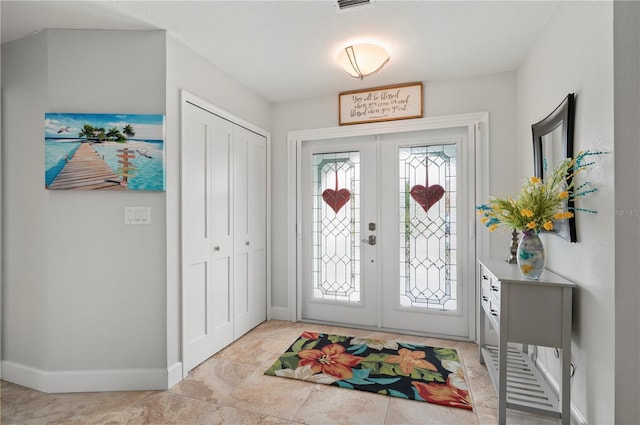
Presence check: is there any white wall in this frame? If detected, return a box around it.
[2,29,168,391]
[164,33,272,380]
[2,31,50,373]
[2,28,273,392]
[270,72,518,310]
[613,2,640,424]
[516,2,615,423]
[45,30,167,372]
[0,2,3,381]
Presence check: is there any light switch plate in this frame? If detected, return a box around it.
[125,206,151,225]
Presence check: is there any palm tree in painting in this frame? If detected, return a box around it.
[123,124,135,141]
[94,127,107,142]
[106,127,125,142]
[78,124,95,141]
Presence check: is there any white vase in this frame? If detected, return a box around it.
[516,231,545,279]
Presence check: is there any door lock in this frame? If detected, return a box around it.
[361,235,377,246]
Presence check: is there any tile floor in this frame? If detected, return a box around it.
[1,320,567,424]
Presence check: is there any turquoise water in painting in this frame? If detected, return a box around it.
[93,141,165,191]
[45,140,82,186]
[46,139,164,190]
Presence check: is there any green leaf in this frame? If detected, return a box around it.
[291,337,319,353]
[280,356,300,370]
[433,347,460,361]
[291,338,307,353]
[303,339,320,350]
[359,361,383,375]
[264,361,282,375]
[416,369,445,383]
[328,335,349,343]
[379,363,401,376]
[362,353,390,362]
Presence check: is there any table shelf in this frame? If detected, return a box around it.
[481,345,560,418]
[477,258,575,425]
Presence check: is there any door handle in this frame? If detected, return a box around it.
[361,235,377,246]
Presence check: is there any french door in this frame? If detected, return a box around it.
[301,136,378,327]
[300,127,473,338]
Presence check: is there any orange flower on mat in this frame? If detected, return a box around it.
[384,348,437,375]
[412,381,472,410]
[298,343,364,379]
[301,331,320,340]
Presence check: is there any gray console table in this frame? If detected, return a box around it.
[477,258,575,425]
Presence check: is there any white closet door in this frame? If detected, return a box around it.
[182,103,234,374]
[233,126,267,337]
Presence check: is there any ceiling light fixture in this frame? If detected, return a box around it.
[337,43,390,80]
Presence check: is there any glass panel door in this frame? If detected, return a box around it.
[311,152,361,304]
[398,144,458,311]
[380,128,472,338]
[300,127,473,338]
[301,137,377,326]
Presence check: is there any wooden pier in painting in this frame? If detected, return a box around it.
[48,143,128,190]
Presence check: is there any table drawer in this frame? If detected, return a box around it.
[480,265,500,329]
[481,286,500,322]
[480,267,501,303]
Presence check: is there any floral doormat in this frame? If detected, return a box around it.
[264,332,472,410]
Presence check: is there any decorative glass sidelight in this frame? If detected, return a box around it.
[399,144,457,311]
[312,152,361,303]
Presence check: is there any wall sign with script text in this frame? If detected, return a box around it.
[339,82,423,125]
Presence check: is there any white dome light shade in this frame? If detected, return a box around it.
[337,43,390,79]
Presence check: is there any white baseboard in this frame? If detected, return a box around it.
[166,362,183,389]
[535,357,588,425]
[270,306,292,321]
[1,361,47,392]
[1,360,177,393]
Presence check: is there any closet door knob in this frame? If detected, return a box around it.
[213,246,220,251]
[245,241,250,246]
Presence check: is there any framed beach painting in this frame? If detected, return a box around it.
[45,112,165,191]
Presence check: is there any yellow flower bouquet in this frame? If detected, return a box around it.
[477,151,600,234]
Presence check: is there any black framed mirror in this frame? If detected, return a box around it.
[532,93,576,242]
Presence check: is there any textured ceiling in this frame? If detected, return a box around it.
[1,1,559,103]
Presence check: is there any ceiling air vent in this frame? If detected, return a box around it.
[336,0,375,13]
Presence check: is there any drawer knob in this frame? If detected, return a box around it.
[490,285,499,292]
[490,309,499,317]
[482,275,489,280]
[482,296,489,301]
